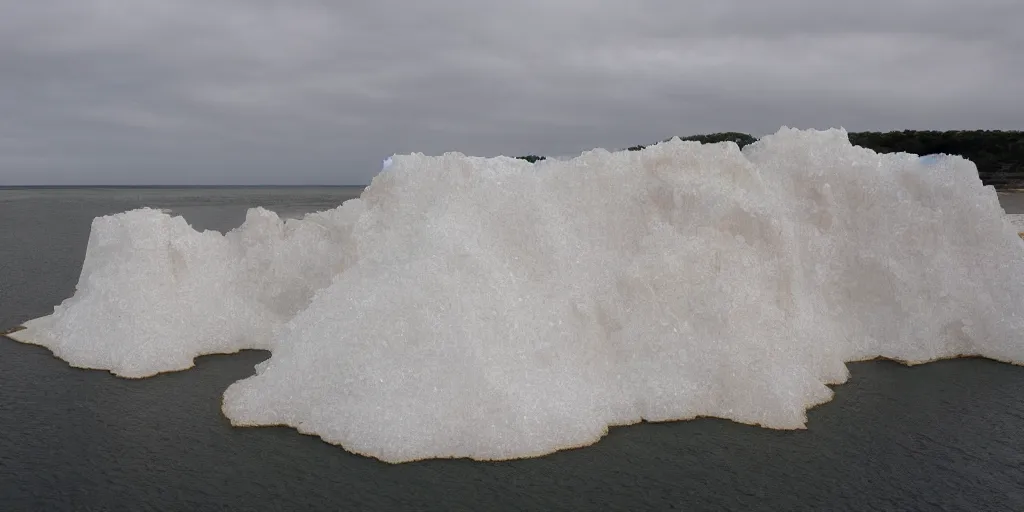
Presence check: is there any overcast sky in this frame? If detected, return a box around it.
[1,0,1021,185]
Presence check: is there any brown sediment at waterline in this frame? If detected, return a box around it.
[222,353,1024,464]
[2,323,269,379]
[0,325,26,337]
[6,319,1024,464]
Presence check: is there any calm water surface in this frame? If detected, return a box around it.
[1,188,1023,511]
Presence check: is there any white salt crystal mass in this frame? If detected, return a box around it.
[17,202,365,378]
[12,128,1024,462]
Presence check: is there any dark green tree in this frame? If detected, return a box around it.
[515,155,546,163]
[618,130,1024,188]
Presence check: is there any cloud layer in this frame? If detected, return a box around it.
[1,0,1021,185]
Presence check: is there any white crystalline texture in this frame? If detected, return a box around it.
[19,202,365,378]
[14,128,1024,462]
[1005,213,1024,233]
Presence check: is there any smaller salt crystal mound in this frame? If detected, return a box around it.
[13,127,1024,463]
[19,202,364,378]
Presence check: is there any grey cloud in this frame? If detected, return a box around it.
[0,0,1021,185]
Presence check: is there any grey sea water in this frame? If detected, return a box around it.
[1,187,1023,511]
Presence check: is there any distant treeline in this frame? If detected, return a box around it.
[516,130,1024,189]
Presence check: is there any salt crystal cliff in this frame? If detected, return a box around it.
[11,128,1024,463]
